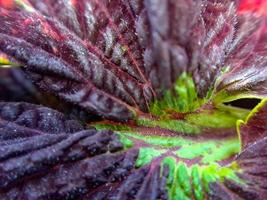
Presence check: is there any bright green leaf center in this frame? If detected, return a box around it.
[92,72,257,199]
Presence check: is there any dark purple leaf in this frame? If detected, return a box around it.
[215,13,267,101]
[209,135,267,200]
[0,1,155,120]
[209,99,267,200]
[1,0,261,119]
[135,0,203,94]
[0,68,43,103]
[0,68,102,122]
[0,102,85,138]
[190,0,237,96]
[0,102,124,198]
[0,2,267,199]
[84,165,168,200]
[0,102,172,200]
[239,99,267,148]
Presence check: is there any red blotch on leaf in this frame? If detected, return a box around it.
[0,0,14,9]
[238,0,267,15]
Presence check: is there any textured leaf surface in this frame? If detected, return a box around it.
[190,0,237,96]
[0,102,247,200]
[208,99,267,200]
[239,98,267,149]
[0,68,42,103]
[152,99,267,200]
[215,6,267,102]
[0,72,97,123]
[0,1,267,199]
[0,102,172,200]
[0,0,155,120]
[1,0,264,119]
[0,102,85,137]
[209,142,267,199]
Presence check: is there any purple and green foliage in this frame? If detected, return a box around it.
[0,0,267,199]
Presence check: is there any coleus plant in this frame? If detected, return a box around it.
[0,0,266,199]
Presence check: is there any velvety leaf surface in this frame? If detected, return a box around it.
[0,68,43,103]
[129,0,240,97]
[1,0,265,119]
[209,137,267,200]
[0,68,101,122]
[133,0,203,94]
[0,1,267,199]
[0,102,85,137]
[89,165,169,200]
[190,0,237,96]
[239,98,267,148]
[215,5,267,102]
[208,99,267,200]
[0,102,171,200]
[0,0,155,120]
